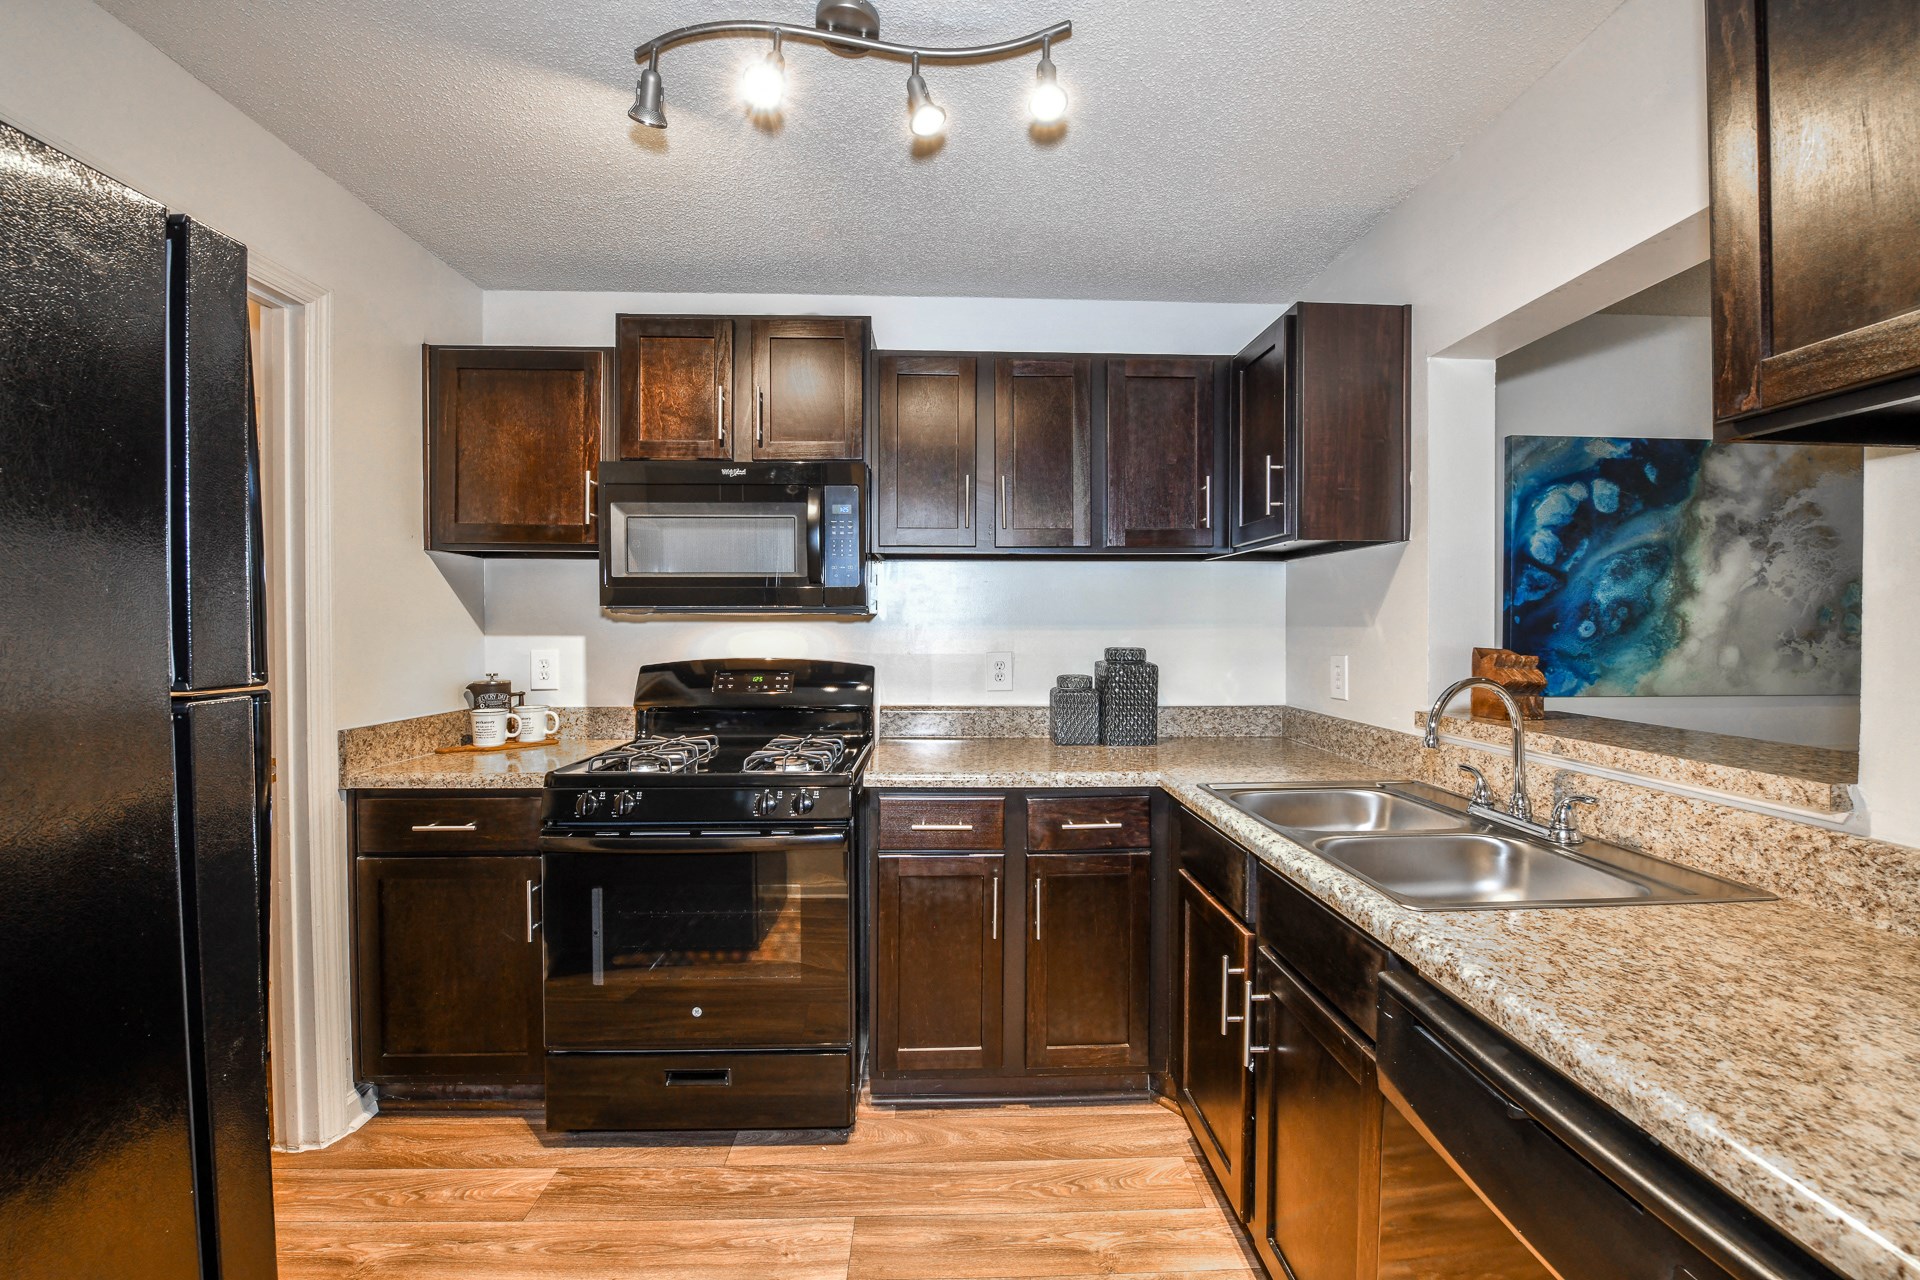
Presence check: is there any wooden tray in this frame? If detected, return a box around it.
[433,737,559,755]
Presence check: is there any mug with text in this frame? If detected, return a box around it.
[516,704,561,743]
[469,707,521,748]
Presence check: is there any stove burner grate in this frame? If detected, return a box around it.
[743,734,848,775]
[586,734,720,775]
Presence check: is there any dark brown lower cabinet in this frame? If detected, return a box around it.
[873,853,1004,1075]
[1250,947,1383,1280]
[1177,869,1255,1218]
[1025,852,1150,1070]
[354,854,544,1086]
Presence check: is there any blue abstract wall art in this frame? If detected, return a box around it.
[1502,436,1862,697]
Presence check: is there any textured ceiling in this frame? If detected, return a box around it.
[98,0,1628,300]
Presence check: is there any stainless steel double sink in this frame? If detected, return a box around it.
[1205,782,1772,911]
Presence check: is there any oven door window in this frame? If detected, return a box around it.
[613,501,808,580]
[543,840,850,1050]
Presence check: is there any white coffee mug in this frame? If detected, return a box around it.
[516,705,561,743]
[470,707,521,748]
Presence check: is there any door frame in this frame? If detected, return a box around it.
[249,255,372,1150]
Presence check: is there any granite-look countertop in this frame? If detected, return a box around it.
[343,738,624,790]
[868,737,1920,1280]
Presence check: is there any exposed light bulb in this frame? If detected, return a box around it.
[1029,55,1068,124]
[906,68,946,138]
[741,46,785,112]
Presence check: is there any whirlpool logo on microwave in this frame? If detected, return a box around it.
[722,467,748,477]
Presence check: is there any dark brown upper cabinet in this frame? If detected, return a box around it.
[875,354,979,549]
[1105,358,1221,549]
[995,358,1093,548]
[424,346,606,555]
[749,317,868,460]
[1230,303,1409,557]
[1709,0,1920,444]
[614,315,733,460]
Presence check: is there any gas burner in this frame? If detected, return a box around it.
[586,734,720,775]
[743,734,847,775]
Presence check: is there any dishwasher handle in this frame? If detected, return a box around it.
[1376,971,1835,1280]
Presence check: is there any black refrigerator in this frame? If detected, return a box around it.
[1,121,278,1278]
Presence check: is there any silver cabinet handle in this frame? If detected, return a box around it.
[1203,474,1212,529]
[963,473,971,529]
[1266,455,1285,514]
[584,470,596,525]
[716,384,726,443]
[990,873,999,941]
[526,880,540,942]
[1245,985,1271,1070]
[757,389,765,447]
[410,822,477,832]
[1220,956,1247,1035]
[1060,820,1123,831]
[1033,876,1043,940]
[910,822,973,831]
[1001,474,1010,529]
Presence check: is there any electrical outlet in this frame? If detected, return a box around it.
[530,648,560,692]
[985,651,1014,692]
[1330,655,1350,701]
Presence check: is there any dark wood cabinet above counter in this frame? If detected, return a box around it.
[1708,0,1920,444]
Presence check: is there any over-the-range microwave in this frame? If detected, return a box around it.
[597,460,868,614]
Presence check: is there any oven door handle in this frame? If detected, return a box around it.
[539,831,848,855]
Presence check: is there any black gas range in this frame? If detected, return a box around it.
[538,659,873,1132]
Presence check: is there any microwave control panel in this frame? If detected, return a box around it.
[822,485,861,588]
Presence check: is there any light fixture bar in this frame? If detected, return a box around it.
[635,18,1071,68]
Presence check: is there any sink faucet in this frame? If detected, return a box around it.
[1422,678,1600,846]
[1424,677,1532,822]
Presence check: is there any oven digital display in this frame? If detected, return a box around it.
[713,670,793,693]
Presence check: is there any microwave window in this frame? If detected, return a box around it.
[623,512,802,577]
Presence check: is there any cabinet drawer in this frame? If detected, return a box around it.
[1255,861,1390,1039]
[875,794,1006,850]
[545,1050,853,1132]
[1027,795,1151,850]
[1177,808,1250,919]
[355,795,542,853]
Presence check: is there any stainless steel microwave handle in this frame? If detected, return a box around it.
[411,822,477,832]
[584,470,596,526]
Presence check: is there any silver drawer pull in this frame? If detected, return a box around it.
[1060,820,1124,830]
[910,822,974,831]
[410,821,477,832]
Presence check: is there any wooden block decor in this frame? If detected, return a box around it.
[1470,648,1547,721]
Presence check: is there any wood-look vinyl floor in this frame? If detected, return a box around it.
[272,1100,1260,1280]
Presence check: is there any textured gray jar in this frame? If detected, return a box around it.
[1095,650,1159,746]
[1050,674,1100,745]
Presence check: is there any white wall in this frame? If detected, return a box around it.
[1494,313,1860,750]
[0,0,486,730]
[481,291,1290,708]
[1284,0,1716,737]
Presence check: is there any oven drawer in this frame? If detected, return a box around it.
[356,795,542,853]
[545,1050,853,1131]
[875,794,1007,850]
[1028,795,1151,850]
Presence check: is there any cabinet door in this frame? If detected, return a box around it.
[876,354,980,548]
[1025,852,1149,1070]
[995,357,1092,548]
[1251,951,1382,1280]
[1233,320,1291,547]
[1177,870,1255,1218]
[1105,358,1218,548]
[614,315,733,460]
[354,855,543,1084]
[749,316,866,459]
[427,347,603,551]
[874,854,1004,1075]
[1710,0,1920,432]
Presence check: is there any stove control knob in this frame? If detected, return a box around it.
[792,792,815,815]
[752,789,781,818]
[573,792,601,819]
[612,791,639,817]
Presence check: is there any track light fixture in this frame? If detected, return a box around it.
[628,1,1071,141]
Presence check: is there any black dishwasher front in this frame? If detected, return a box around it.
[1376,971,1838,1280]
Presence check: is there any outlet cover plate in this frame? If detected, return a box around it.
[531,648,560,691]
[1330,655,1350,701]
[985,651,1014,692]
